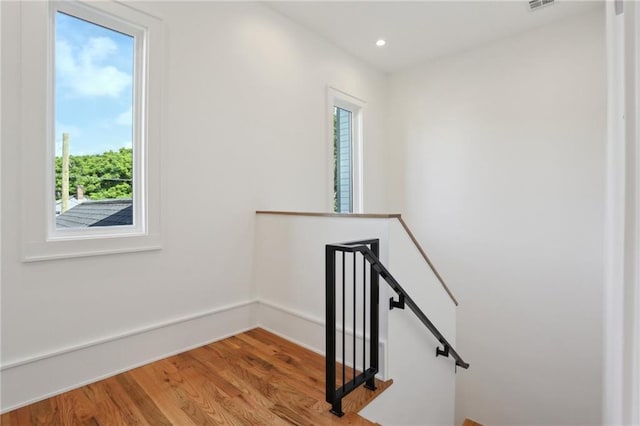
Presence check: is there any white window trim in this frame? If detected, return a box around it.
[327,86,365,213]
[630,2,640,422]
[604,1,640,423]
[20,0,164,262]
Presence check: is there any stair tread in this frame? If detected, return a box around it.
[342,411,382,425]
[341,377,393,414]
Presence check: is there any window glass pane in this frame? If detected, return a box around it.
[334,106,352,213]
[54,11,134,228]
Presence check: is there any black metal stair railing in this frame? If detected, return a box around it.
[325,239,380,417]
[325,238,469,417]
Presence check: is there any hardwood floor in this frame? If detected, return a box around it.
[1,328,391,425]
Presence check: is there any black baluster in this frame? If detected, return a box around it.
[342,251,345,389]
[353,252,356,382]
[363,251,366,377]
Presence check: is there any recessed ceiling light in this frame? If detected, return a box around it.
[376,39,386,47]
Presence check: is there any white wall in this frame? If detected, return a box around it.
[360,220,458,425]
[389,9,606,426]
[254,214,392,376]
[0,1,388,411]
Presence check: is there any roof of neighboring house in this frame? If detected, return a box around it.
[55,196,85,215]
[56,199,133,228]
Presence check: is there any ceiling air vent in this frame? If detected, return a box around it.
[529,0,554,11]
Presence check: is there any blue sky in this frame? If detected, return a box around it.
[55,12,134,156]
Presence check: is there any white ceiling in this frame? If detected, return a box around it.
[266,1,602,73]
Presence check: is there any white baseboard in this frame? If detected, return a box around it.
[257,299,387,379]
[0,297,388,414]
[0,300,257,413]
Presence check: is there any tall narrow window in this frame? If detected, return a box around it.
[54,10,135,229]
[329,88,364,213]
[50,1,147,236]
[334,106,353,213]
[21,1,162,261]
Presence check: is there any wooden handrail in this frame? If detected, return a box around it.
[256,210,458,306]
[397,217,459,306]
[256,210,401,219]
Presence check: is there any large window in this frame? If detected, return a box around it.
[329,88,363,213]
[19,0,163,261]
[54,8,136,229]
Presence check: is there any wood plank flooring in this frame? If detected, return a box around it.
[1,328,391,425]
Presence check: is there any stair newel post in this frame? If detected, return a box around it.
[326,245,342,416]
[366,240,379,391]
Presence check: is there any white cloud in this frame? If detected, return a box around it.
[115,106,133,126]
[56,37,131,98]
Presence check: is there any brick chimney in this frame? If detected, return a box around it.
[76,185,84,200]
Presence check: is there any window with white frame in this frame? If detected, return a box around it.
[329,88,364,213]
[52,3,141,233]
[334,106,353,212]
[20,1,163,261]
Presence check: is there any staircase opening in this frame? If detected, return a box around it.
[326,238,469,417]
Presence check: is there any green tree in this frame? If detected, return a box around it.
[55,148,133,200]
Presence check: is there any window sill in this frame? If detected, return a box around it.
[22,233,162,262]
